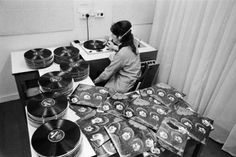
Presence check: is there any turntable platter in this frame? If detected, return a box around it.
[83,40,106,50]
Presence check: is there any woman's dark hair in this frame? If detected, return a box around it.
[110,20,137,54]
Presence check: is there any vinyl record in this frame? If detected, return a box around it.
[24,48,53,61]
[24,48,53,69]
[60,59,88,72]
[54,46,80,64]
[27,92,68,118]
[31,119,82,157]
[83,40,105,50]
[25,57,54,69]
[38,71,73,91]
[60,59,89,82]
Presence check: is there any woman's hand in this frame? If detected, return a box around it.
[107,41,118,51]
[93,78,99,84]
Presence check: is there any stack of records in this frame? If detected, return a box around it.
[26,92,68,127]
[60,59,89,82]
[24,48,53,69]
[54,46,80,64]
[31,119,82,157]
[38,71,73,96]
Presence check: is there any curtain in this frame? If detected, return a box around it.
[149,0,236,156]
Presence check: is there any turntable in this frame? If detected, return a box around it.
[70,37,158,62]
[81,39,111,55]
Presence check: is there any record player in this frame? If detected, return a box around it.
[71,37,158,62]
[77,39,112,55]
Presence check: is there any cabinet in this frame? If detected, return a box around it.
[87,58,110,80]
[11,50,43,106]
[13,71,39,105]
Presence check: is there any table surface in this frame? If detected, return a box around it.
[11,38,157,74]
[26,77,96,157]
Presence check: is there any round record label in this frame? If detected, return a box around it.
[41,98,55,107]
[48,129,65,143]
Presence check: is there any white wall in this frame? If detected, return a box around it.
[0,0,156,103]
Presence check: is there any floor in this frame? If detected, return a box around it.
[0,99,233,157]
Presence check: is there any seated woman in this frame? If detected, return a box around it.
[94,20,141,94]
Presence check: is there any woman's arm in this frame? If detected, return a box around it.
[93,49,125,84]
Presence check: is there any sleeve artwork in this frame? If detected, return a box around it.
[98,52,124,81]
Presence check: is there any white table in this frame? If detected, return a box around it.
[12,47,96,157]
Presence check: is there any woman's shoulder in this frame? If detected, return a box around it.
[119,46,139,57]
[119,46,134,55]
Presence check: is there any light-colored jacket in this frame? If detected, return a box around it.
[98,46,141,93]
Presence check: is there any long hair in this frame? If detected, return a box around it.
[110,20,137,54]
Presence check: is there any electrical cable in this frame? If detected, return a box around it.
[86,14,89,41]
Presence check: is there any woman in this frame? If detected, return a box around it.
[94,20,141,93]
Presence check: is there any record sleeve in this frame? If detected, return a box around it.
[128,94,170,131]
[167,100,214,144]
[105,119,159,157]
[70,84,109,108]
[156,117,189,156]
